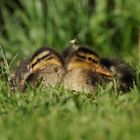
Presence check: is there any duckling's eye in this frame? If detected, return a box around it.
[88,57,92,61]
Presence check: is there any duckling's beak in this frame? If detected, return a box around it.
[95,64,113,77]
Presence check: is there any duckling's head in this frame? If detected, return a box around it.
[28,47,64,73]
[66,47,112,77]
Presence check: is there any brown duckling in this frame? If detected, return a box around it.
[62,39,136,92]
[11,47,65,92]
[101,58,135,92]
[63,45,112,93]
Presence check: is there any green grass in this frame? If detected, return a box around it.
[0,80,140,140]
[0,0,140,139]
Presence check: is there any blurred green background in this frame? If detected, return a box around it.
[0,0,140,65]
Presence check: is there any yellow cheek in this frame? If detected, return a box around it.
[67,61,97,71]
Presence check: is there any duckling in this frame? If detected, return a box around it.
[62,39,135,92]
[101,58,136,92]
[63,45,112,93]
[11,47,65,92]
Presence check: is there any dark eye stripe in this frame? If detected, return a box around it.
[92,59,98,63]
[87,57,98,63]
[31,53,51,68]
[76,54,86,60]
[76,53,99,63]
[76,58,84,62]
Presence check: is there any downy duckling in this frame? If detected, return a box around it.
[101,58,135,92]
[62,39,135,92]
[63,46,112,93]
[11,47,65,92]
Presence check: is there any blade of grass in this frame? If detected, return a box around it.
[0,43,10,81]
